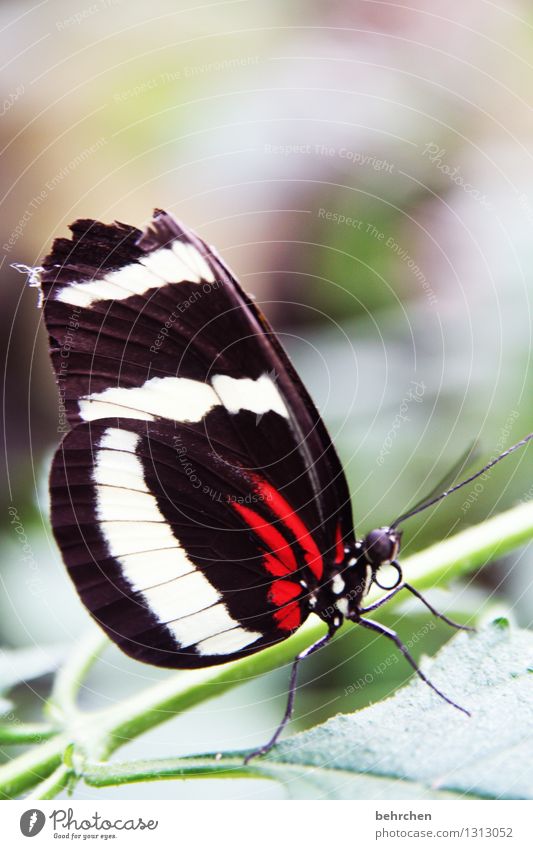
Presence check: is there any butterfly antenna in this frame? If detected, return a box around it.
[393,439,480,522]
[391,432,533,529]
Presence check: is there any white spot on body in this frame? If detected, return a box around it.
[363,564,373,596]
[336,597,350,616]
[331,573,345,595]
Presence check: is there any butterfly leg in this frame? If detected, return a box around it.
[243,622,340,764]
[357,615,470,716]
[402,581,475,631]
[360,566,474,632]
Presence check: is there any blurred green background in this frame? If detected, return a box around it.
[1,0,532,799]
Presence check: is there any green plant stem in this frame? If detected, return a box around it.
[47,628,108,723]
[26,763,74,800]
[405,500,533,586]
[82,756,256,787]
[0,722,58,745]
[0,733,69,799]
[0,500,532,798]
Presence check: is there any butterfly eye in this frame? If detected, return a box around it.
[363,527,400,566]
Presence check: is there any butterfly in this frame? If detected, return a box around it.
[38,209,531,760]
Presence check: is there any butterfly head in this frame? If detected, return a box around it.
[326,527,403,621]
[362,526,402,568]
[359,525,403,594]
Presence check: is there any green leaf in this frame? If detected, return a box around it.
[256,768,464,800]
[257,623,533,799]
[80,623,532,800]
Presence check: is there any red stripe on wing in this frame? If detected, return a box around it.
[334,522,344,564]
[268,579,302,606]
[232,501,304,634]
[273,601,301,631]
[252,477,324,580]
[231,502,297,575]
[263,552,292,577]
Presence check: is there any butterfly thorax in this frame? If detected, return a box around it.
[313,526,402,626]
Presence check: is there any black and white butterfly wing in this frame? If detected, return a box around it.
[51,417,326,666]
[41,210,354,667]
